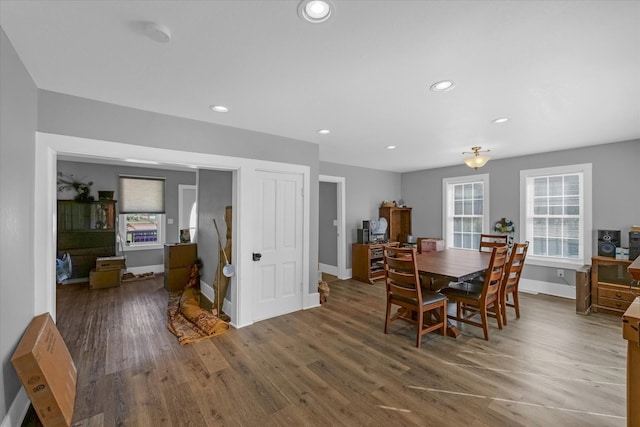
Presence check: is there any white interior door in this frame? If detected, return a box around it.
[253,170,303,321]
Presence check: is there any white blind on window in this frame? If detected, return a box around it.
[119,175,166,213]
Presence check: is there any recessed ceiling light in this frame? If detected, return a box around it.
[317,129,331,135]
[386,145,396,150]
[430,80,455,92]
[491,117,510,124]
[143,22,172,43]
[298,0,334,23]
[124,158,160,165]
[210,105,229,113]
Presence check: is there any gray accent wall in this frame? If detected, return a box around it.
[196,169,233,295]
[319,182,338,267]
[56,160,196,270]
[402,140,640,286]
[0,27,37,421]
[319,162,402,268]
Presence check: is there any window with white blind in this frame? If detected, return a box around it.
[118,175,166,251]
[520,164,592,267]
[443,174,490,250]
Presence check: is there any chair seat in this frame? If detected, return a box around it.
[391,291,447,306]
[440,282,482,299]
[440,285,482,301]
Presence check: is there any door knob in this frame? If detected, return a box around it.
[252,253,262,261]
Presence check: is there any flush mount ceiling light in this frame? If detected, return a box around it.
[298,0,334,23]
[491,117,510,124]
[462,146,491,170]
[430,80,455,92]
[143,22,172,43]
[210,105,229,113]
[386,145,396,150]
[317,129,331,135]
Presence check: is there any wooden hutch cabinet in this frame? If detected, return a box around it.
[57,200,117,280]
[352,242,399,284]
[590,256,636,315]
[379,206,412,243]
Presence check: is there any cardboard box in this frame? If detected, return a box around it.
[164,243,197,268]
[419,238,445,253]
[11,313,77,427]
[89,268,121,289]
[164,266,191,292]
[95,255,126,271]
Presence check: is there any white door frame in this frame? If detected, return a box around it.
[319,175,347,279]
[34,132,310,328]
[178,183,197,242]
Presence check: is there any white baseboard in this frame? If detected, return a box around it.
[2,388,29,427]
[318,263,338,277]
[519,278,575,300]
[306,292,321,309]
[126,264,164,275]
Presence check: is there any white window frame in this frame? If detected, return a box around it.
[520,163,592,269]
[442,174,490,250]
[118,213,165,251]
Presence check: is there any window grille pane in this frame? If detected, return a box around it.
[534,178,547,196]
[462,218,472,232]
[463,200,472,215]
[548,218,562,237]
[462,233,471,249]
[549,176,563,196]
[565,218,580,238]
[473,199,483,215]
[565,175,579,195]
[454,217,462,232]
[533,218,547,235]
[463,183,473,199]
[534,237,547,255]
[472,217,483,232]
[454,233,462,247]
[548,238,562,256]
[454,200,463,215]
[565,239,580,258]
[471,234,480,249]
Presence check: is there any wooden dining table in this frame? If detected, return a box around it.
[415,248,493,338]
[416,248,492,284]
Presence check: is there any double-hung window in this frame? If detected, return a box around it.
[520,164,592,268]
[118,175,166,251]
[443,174,490,250]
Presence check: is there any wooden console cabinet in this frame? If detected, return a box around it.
[352,242,399,284]
[591,256,635,315]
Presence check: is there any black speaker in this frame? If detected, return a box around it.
[357,228,369,244]
[629,231,640,261]
[597,230,620,257]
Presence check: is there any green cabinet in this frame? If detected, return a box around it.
[57,200,117,281]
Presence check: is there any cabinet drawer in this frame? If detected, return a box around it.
[597,296,632,311]
[598,287,636,302]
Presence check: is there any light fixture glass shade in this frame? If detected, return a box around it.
[464,155,490,169]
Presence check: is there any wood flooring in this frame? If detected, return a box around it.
[55,275,628,426]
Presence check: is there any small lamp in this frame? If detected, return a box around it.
[463,146,491,170]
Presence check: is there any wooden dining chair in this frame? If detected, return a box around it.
[383,246,447,348]
[439,245,509,340]
[500,241,529,325]
[478,234,508,252]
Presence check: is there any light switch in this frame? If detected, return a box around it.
[167,218,174,224]
[333,219,338,226]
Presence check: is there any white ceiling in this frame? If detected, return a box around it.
[2,1,639,173]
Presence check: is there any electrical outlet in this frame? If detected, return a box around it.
[557,269,565,278]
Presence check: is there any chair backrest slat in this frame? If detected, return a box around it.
[479,234,508,253]
[503,242,529,290]
[384,247,422,304]
[481,245,509,300]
